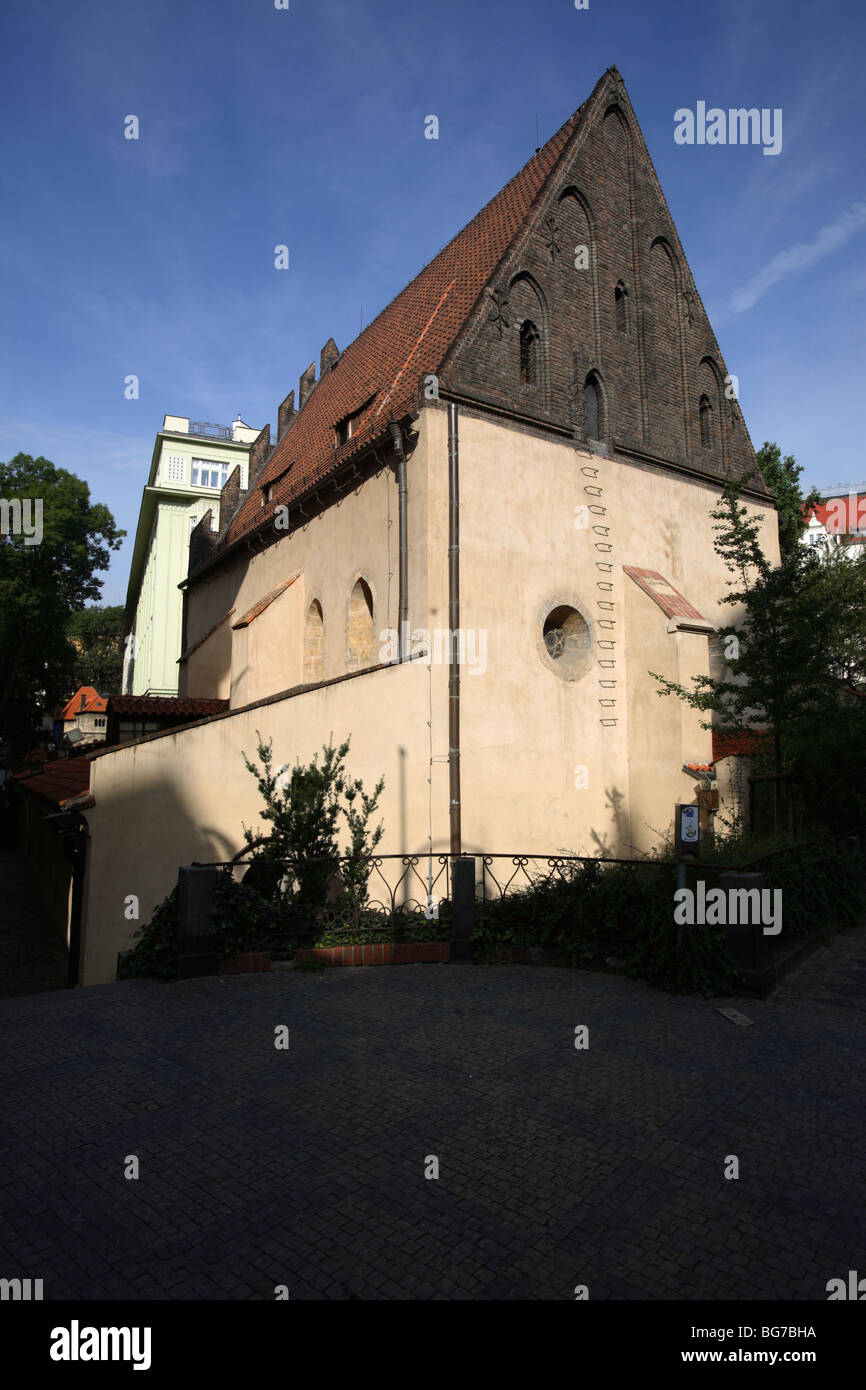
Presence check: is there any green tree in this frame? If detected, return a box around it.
[67,605,125,694]
[241,734,385,906]
[0,454,124,751]
[651,478,865,833]
[756,441,822,560]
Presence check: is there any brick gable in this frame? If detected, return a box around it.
[443,72,760,485]
[203,65,770,582]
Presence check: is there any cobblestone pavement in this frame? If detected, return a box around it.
[0,849,69,1002]
[0,928,864,1300]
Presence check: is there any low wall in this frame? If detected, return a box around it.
[81,660,444,985]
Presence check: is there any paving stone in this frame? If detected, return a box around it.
[0,924,864,1298]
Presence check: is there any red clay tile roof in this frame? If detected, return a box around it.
[623,567,709,623]
[14,755,92,809]
[806,492,866,538]
[58,686,108,720]
[22,745,50,766]
[211,77,608,559]
[712,729,767,760]
[106,696,230,717]
[232,573,300,628]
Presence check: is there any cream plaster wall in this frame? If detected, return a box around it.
[440,408,779,858]
[82,658,443,985]
[84,404,780,984]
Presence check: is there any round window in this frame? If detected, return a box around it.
[540,604,592,680]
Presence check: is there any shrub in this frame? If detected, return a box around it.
[116,868,284,981]
[240,734,384,911]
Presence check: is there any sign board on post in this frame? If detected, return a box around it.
[675,803,700,858]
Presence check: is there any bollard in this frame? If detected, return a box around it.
[177,866,219,979]
[449,856,476,962]
[719,870,775,997]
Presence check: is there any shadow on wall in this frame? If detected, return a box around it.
[80,715,424,983]
[81,763,243,985]
[589,785,630,858]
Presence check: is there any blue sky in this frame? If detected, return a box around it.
[1,0,864,604]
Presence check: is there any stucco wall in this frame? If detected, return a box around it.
[84,404,780,984]
[180,465,407,701]
[82,658,442,985]
[441,408,779,857]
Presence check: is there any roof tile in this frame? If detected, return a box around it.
[210,85,596,559]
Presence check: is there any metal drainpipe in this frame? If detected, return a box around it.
[447,402,462,856]
[388,421,409,661]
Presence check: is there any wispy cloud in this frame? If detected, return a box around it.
[730,200,866,312]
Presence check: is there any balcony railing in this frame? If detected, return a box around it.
[189,421,233,440]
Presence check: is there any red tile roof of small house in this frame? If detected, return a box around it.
[14,754,92,809]
[58,687,108,721]
[806,491,866,538]
[106,696,230,718]
[712,729,767,761]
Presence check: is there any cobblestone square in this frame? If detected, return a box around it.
[1,921,864,1299]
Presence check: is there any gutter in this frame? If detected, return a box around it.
[388,421,410,660]
[448,401,462,855]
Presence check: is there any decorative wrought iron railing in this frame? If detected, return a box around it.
[194,852,452,932]
[189,421,233,440]
[478,852,673,901]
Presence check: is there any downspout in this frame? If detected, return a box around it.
[388,421,409,660]
[447,402,462,855]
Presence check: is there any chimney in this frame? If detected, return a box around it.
[299,361,316,409]
[188,510,217,575]
[277,389,296,439]
[218,464,242,532]
[246,423,272,491]
[320,338,339,375]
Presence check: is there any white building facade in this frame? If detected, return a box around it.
[123,415,260,695]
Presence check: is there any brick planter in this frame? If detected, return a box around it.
[296,942,450,967]
[219,951,271,975]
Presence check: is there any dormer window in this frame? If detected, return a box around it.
[335,395,377,450]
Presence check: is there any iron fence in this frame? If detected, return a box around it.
[479,852,676,901]
[192,833,865,938]
[194,852,452,932]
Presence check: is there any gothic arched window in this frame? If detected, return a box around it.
[304,599,324,682]
[584,373,604,441]
[615,282,629,335]
[346,578,374,671]
[519,320,540,385]
[699,394,713,448]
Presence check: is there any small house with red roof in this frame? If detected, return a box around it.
[55,687,109,747]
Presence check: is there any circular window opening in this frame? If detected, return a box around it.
[541,605,591,679]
